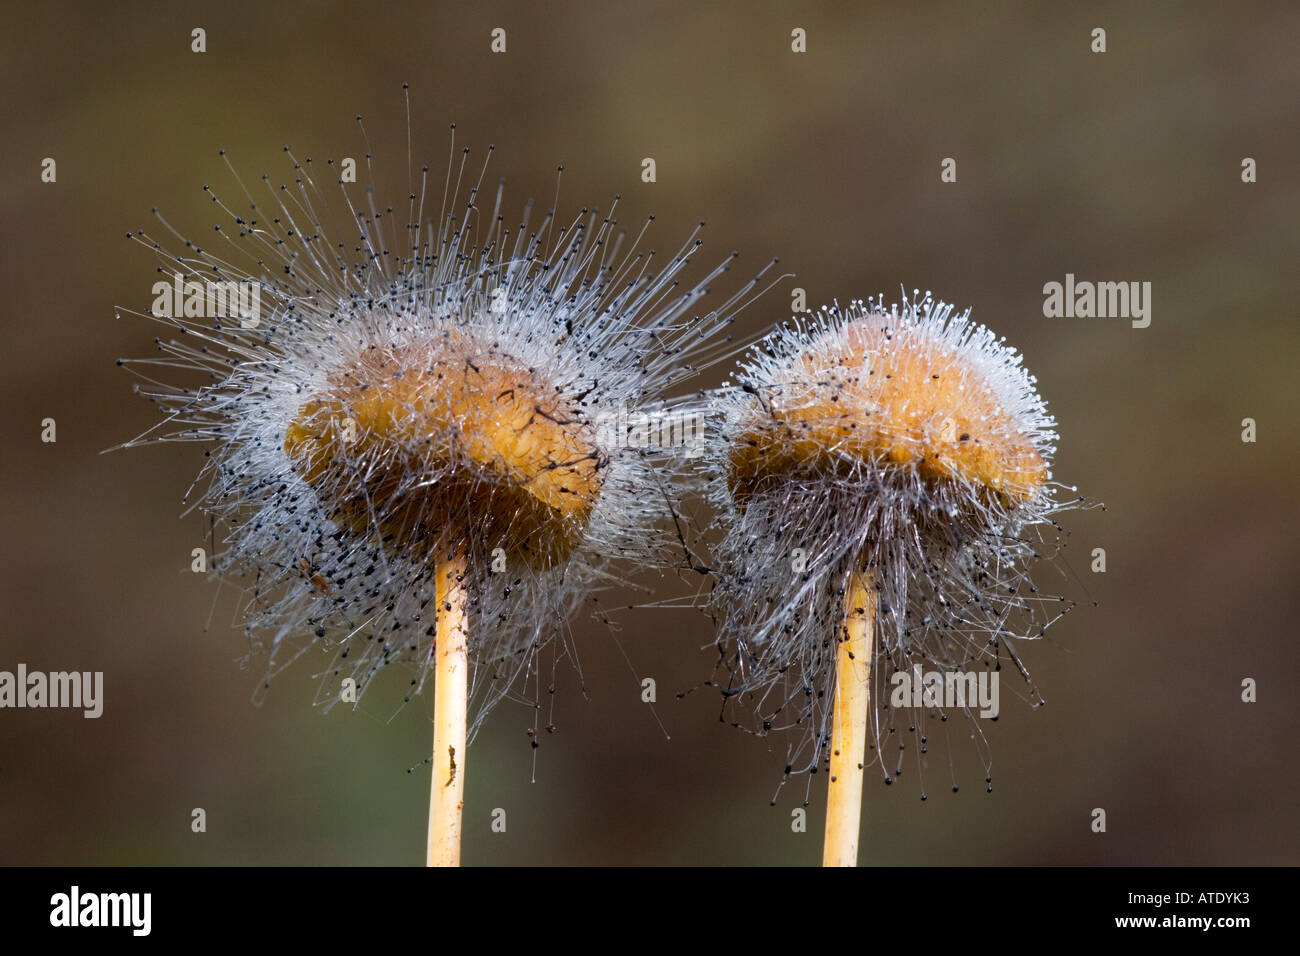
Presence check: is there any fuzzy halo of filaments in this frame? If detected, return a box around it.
[700,292,1085,791]
[117,117,778,731]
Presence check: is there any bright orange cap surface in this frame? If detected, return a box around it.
[729,313,1047,505]
[284,338,601,567]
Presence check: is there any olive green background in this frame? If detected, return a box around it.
[1,1,1296,865]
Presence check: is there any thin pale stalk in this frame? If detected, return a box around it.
[427,552,468,867]
[823,569,874,867]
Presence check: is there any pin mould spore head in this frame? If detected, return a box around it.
[706,292,1084,782]
[117,120,758,726]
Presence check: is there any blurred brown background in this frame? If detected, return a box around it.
[1,1,1296,865]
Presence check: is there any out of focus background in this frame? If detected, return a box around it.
[1,1,1296,865]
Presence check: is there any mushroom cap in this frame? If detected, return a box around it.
[284,336,602,568]
[728,311,1047,507]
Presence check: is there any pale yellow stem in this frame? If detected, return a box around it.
[427,553,468,867]
[823,569,874,867]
